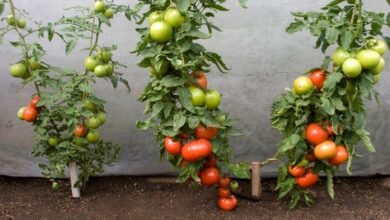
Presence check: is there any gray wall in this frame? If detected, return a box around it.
[0,0,389,177]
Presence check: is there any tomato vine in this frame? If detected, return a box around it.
[130,0,250,188]
[1,0,131,188]
[272,0,390,208]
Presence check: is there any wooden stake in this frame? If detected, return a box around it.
[251,161,262,198]
[69,161,80,198]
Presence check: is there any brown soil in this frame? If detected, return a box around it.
[0,176,389,220]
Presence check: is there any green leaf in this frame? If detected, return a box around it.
[321,97,335,115]
[65,40,77,55]
[176,0,191,13]
[355,129,376,153]
[326,169,335,199]
[286,20,305,34]
[340,30,353,49]
[151,102,165,118]
[161,75,187,87]
[187,30,211,39]
[177,87,195,113]
[325,27,340,44]
[188,117,200,129]
[289,189,301,209]
[278,134,301,153]
[136,119,151,130]
[238,0,248,8]
[323,71,343,92]
[228,162,250,179]
[173,114,186,131]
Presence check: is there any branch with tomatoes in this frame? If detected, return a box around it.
[272,0,389,208]
[1,0,131,188]
[130,0,249,211]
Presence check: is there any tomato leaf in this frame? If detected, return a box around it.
[278,134,301,154]
[286,20,305,34]
[325,169,335,199]
[177,87,195,113]
[173,113,186,131]
[176,0,191,13]
[161,75,187,87]
[355,129,376,153]
[340,30,353,49]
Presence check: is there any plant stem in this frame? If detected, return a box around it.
[8,0,41,96]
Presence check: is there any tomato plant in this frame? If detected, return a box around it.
[272,0,389,208]
[0,0,131,188]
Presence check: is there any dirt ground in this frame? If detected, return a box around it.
[0,176,389,220]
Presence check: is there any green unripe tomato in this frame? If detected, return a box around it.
[94,65,107,77]
[372,57,385,75]
[52,181,60,189]
[105,63,114,76]
[163,8,185,28]
[148,11,163,25]
[293,76,313,95]
[96,112,106,124]
[86,117,101,129]
[189,87,205,106]
[149,21,172,43]
[28,58,41,70]
[298,158,309,167]
[48,137,59,146]
[94,1,106,13]
[205,90,221,110]
[216,115,226,124]
[356,49,381,69]
[332,47,350,66]
[371,40,388,56]
[373,74,381,84]
[7,14,16,26]
[84,56,99,71]
[17,18,26,29]
[86,130,101,143]
[83,100,97,112]
[98,49,112,63]
[342,58,362,78]
[104,8,114,19]
[9,63,28,78]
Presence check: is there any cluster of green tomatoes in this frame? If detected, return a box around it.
[84,48,114,77]
[93,0,114,19]
[148,7,184,43]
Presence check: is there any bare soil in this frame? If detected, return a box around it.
[0,176,389,220]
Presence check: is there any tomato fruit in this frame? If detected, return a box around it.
[298,158,309,167]
[205,90,221,110]
[371,39,388,56]
[309,69,326,89]
[164,8,185,28]
[74,124,88,137]
[204,153,217,168]
[96,112,106,124]
[164,137,182,155]
[293,76,313,95]
[104,8,114,19]
[84,56,98,71]
[104,63,114,76]
[181,139,212,162]
[193,71,207,90]
[305,123,329,146]
[28,58,41,70]
[17,19,26,29]
[17,107,26,120]
[148,11,163,25]
[98,49,112,63]
[288,165,305,177]
[7,14,16,26]
[200,167,220,186]
[219,177,231,188]
[332,47,350,66]
[328,145,349,166]
[23,107,38,122]
[295,169,319,188]
[94,1,106,13]
[86,117,101,129]
[357,49,381,69]
[48,137,58,146]
[372,57,385,75]
[306,152,317,162]
[189,86,205,106]
[218,188,231,198]
[9,63,28,78]
[83,100,97,112]
[86,130,101,143]
[94,65,107,77]
[149,21,172,43]
[194,125,218,140]
[314,140,337,160]
[29,96,41,109]
[218,196,237,211]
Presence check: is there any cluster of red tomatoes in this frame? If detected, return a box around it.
[289,122,349,188]
[217,177,238,211]
[17,96,40,123]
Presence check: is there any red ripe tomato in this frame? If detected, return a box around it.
[193,71,208,90]
[200,167,220,186]
[29,95,41,109]
[204,153,217,168]
[74,124,88,137]
[288,165,305,177]
[295,169,319,188]
[309,69,326,89]
[23,107,38,122]
[218,188,231,198]
[164,137,182,155]
[306,152,317,162]
[219,177,231,188]
[328,145,349,166]
[218,195,237,211]
[323,121,334,136]
[314,140,337,160]
[305,123,329,146]
[181,139,212,162]
[194,125,218,140]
